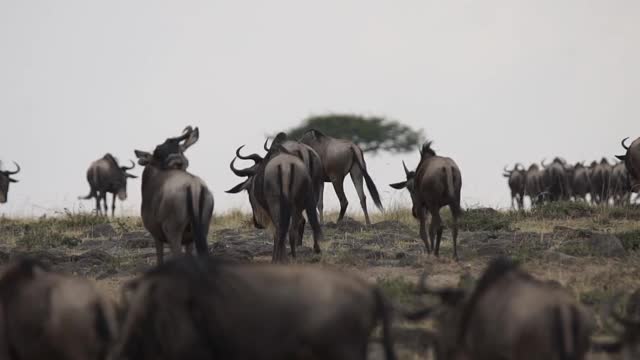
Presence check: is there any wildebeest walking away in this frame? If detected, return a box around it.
[112,256,396,360]
[226,143,322,262]
[299,129,384,225]
[389,141,462,259]
[503,164,525,210]
[0,160,20,204]
[134,126,214,265]
[78,154,137,216]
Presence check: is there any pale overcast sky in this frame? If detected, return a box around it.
[0,1,638,217]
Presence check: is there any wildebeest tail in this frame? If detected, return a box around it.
[187,186,209,256]
[374,288,396,360]
[94,302,116,360]
[278,165,291,255]
[78,189,96,200]
[350,147,383,211]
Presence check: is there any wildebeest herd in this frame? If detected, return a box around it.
[503,138,640,210]
[0,127,639,359]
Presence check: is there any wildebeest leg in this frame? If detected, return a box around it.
[317,182,325,223]
[185,243,194,256]
[510,193,515,210]
[430,210,442,257]
[289,214,302,258]
[111,193,117,217]
[418,206,431,253]
[162,223,184,260]
[296,217,305,246]
[102,192,108,216]
[155,240,164,265]
[94,192,101,215]
[332,176,349,222]
[350,166,370,225]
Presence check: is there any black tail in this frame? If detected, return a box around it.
[187,187,209,256]
[94,302,114,360]
[277,165,291,261]
[350,147,384,211]
[78,189,96,200]
[374,288,396,360]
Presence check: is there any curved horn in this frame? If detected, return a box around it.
[229,157,257,177]
[121,160,135,171]
[263,137,271,152]
[168,126,193,142]
[403,161,410,177]
[608,293,640,328]
[541,158,549,168]
[503,165,511,173]
[235,145,263,163]
[4,161,20,175]
[622,137,630,151]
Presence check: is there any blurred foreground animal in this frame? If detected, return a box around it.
[590,291,640,359]
[111,256,396,360]
[226,142,322,262]
[78,153,137,216]
[0,160,20,204]
[134,126,214,264]
[0,258,118,360]
[390,141,462,259]
[299,129,383,225]
[411,257,594,360]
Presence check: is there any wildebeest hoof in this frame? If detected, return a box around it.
[313,246,321,254]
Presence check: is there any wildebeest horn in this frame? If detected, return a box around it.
[503,165,511,173]
[263,137,271,151]
[541,158,549,168]
[229,157,257,177]
[168,126,194,142]
[621,137,630,150]
[403,161,410,177]
[121,160,135,171]
[608,293,640,329]
[235,145,263,163]
[3,161,20,175]
[515,163,525,171]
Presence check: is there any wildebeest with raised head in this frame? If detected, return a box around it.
[412,257,594,360]
[503,164,525,210]
[226,143,322,262]
[0,160,20,204]
[541,158,571,202]
[524,163,545,206]
[616,137,640,194]
[389,141,462,259]
[591,158,613,205]
[111,256,396,360]
[0,258,119,360]
[571,162,591,202]
[134,126,214,265]
[263,132,324,220]
[78,154,137,216]
[299,129,383,225]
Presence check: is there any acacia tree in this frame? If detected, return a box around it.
[285,114,424,154]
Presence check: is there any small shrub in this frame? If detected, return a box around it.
[617,230,640,251]
[453,208,515,231]
[531,202,595,219]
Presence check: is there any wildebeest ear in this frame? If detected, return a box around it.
[616,155,627,161]
[389,181,407,189]
[181,127,200,151]
[134,150,152,165]
[8,178,18,183]
[226,180,250,193]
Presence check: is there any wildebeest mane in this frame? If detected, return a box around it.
[420,141,436,158]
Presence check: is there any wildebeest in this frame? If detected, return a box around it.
[0,160,20,204]
[389,141,462,259]
[541,158,571,202]
[611,162,632,206]
[571,162,591,202]
[591,292,640,360]
[226,144,322,262]
[134,126,214,265]
[413,257,594,360]
[524,163,545,206]
[111,256,396,360]
[503,164,525,210]
[591,158,613,205]
[299,129,383,225]
[263,132,324,221]
[0,258,119,360]
[616,137,640,194]
[78,153,137,216]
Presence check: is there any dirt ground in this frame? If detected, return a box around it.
[0,206,639,359]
